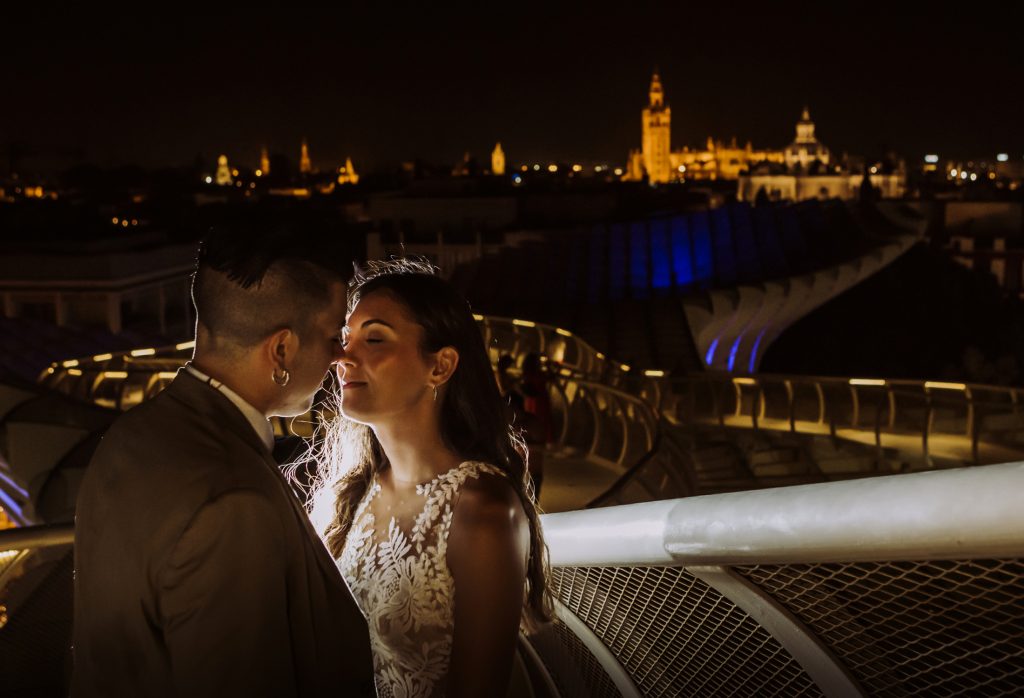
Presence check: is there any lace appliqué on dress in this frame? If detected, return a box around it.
[338,461,503,698]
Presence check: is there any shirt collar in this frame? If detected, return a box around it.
[183,364,276,452]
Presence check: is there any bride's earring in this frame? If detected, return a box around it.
[432,385,438,402]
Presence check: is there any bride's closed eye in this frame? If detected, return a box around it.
[339,331,384,349]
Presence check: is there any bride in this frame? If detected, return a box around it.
[310,260,552,697]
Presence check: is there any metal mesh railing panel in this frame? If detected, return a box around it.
[526,617,623,698]
[737,559,1024,697]
[551,566,822,697]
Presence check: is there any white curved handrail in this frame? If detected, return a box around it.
[542,460,1024,567]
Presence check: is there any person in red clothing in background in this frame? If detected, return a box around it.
[520,353,554,446]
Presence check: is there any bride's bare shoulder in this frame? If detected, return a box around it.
[458,463,524,514]
[448,464,528,560]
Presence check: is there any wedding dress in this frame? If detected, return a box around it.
[338,461,504,698]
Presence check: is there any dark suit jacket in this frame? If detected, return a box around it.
[72,371,373,697]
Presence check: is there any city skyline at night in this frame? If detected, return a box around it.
[3,6,1022,174]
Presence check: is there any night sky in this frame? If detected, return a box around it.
[4,6,1021,173]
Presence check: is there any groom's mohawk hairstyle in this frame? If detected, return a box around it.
[191,213,361,351]
[196,225,280,290]
[196,217,351,288]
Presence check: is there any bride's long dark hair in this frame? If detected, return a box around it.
[308,259,553,627]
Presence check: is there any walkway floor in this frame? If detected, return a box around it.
[534,417,1024,516]
[538,448,625,513]
[708,416,1024,466]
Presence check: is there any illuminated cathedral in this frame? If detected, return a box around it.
[624,71,905,201]
[625,71,782,183]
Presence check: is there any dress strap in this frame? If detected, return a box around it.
[415,460,502,495]
[411,462,506,545]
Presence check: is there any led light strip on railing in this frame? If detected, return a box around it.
[43,341,196,380]
[697,371,1014,400]
[475,314,629,375]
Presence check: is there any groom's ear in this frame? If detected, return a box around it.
[266,327,299,371]
[431,347,459,386]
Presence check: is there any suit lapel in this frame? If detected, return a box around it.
[164,374,348,586]
[165,372,270,459]
[256,448,349,583]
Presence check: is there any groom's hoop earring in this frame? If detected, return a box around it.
[432,385,438,402]
[273,368,290,387]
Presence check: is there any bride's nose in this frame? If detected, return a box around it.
[338,345,357,368]
[334,351,355,380]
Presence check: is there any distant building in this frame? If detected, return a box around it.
[337,157,360,185]
[950,233,1024,298]
[639,71,672,183]
[784,107,831,170]
[215,154,233,186]
[940,201,1024,297]
[492,143,506,176]
[0,236,195,336]
[738,109,906,203]
[623,72,906,200]
[927,157,1024,190]
[452,152,477,177]
[996,157,1024,185]
[300,139,312,174]
[625,71,782,183]
[738,169,905,203]
[260,146,271,176]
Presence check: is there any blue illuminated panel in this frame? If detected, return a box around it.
[779,206,807,271]
[0,487,23,520]
[753,205,787,278]
[705,337,720,366]
[629,221,650,299]
[711,207,737,286]
[727,334,743,372]
[608,223,628,301]
[748,328,768,373]
[731,203,760,282]
[649,218,672,291]
[690,211,715,286]
[669,215,694,287]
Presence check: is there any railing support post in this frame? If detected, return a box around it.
[785,379,796,433]
[548,600,643,697]
[923,387,933,468]
[966,387,978,464]
[849,385,860,428]
[874,393,886,472]
[686,566,864,697]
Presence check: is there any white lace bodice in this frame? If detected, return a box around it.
[338,461,503,698]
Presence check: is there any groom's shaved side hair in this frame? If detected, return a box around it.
[192,221,355,354]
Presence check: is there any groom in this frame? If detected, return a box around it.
[72,225,373,696]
